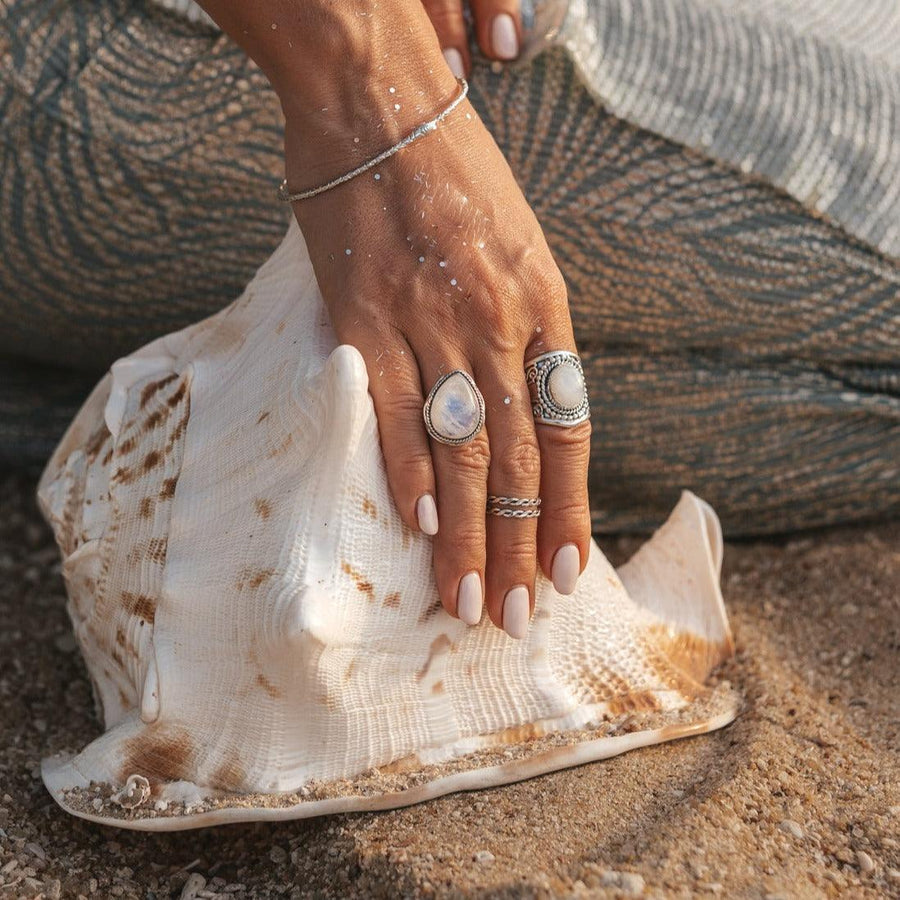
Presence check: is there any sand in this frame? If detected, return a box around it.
[0,469,897,898]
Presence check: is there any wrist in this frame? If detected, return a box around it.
[200,0,458,179]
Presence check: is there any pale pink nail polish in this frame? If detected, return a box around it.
[502,585,530,639]
[457,572,483,625]
[443,48,465,78]
[491,14,519,60]
[416,494,439,536]
[552,543,580,595]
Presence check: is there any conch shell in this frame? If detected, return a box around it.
[37,222,736,830]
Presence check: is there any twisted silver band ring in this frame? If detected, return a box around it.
[487,495,542,507]
[525,350,590,427]
[487,506,542,518]
[487,495,542,518]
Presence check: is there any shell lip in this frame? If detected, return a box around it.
[40,699,738,832]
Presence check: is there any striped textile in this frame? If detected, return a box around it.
[0,0,897,533]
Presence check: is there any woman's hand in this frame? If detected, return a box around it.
[199,0,589,638]
[286,84,591,639]
[418,0,521,77]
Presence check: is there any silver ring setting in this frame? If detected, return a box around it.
[524,350,590,427]
[487,495,542,518]
[423,369,486,446]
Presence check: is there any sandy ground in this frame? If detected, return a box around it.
[0,468,897,899]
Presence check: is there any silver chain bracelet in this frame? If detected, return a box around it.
[278,77,469,203]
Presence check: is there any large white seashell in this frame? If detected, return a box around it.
[37,222,736,831]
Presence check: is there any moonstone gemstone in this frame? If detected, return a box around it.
[430,372,481,440]
[548,363,585,410]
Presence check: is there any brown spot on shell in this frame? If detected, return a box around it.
[236,567,275,591]
[118,687,131,708]
[362,497,377,518]
[166,380,188,408]
[254,498,272,520]
[275,319,287,334]
[416,634,452,681]
[116,436,138,456]
[265,431,294,459]
[383,591,401,609]
[115,628,126,647]
[143,409,166,431]
[646,624,733,686]
[112,466,137,485]
[256,411,270,425]
[147,537,168,564]
[606,691,663,716]
[341,562,375,601]
[211,753,248,793]
[101,447,114,467]
[166,408,190,450]
[142,450,162,472]
[140,374,179,409]
[122,591,156,625]
[255,672,282,699]
[431,679,445,695]
[119,722,195,786]
[159,477,178,500]
[378,754,423,775]
[488,722,544,745]
[344,659,357,682]
[139,497,155,519]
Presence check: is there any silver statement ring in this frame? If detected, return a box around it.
[423,369,486,446]
[524,350,590,427]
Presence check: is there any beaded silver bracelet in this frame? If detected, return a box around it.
[277,77,469,203]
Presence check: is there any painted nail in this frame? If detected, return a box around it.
[502,585,530,639]
[416,494,439,536]
[457,572,483,625]
[491,14,519,60]
[442,48,465,78]
[552,543,580,595]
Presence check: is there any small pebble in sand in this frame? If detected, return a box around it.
[180,872,207,900]
[600,870,645,895]
[473,850,495,865]
[778,819,804,839]
[856,850,875,873]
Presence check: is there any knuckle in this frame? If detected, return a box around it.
[544,496,591,527]
[443,523,485,558]
[494,536,538,573]
[493,436,541,483]
[541,421,592,456]
[446,436,491,475]
[379,390,426,422]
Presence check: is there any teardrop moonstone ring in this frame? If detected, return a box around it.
[423,370,486,445]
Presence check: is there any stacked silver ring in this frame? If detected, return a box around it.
[487,495,542,518]
[525,350,590,427]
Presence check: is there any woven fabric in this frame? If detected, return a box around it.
[154,0,900,259]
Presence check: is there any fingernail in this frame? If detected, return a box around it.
[502,585,530,639]
[552,543,580,595]
[457,572,483,625]
[491,14,519,60]
[416,494,439,536]
[442,47,465,78]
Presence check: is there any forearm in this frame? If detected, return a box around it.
[197,0,458,180]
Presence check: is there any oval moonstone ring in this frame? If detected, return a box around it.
[525,350,590,426]
[423,369,486,445]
